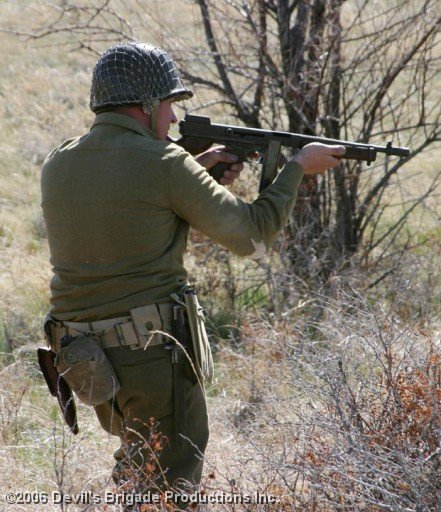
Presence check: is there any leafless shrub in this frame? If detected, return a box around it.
[206,290,440,511]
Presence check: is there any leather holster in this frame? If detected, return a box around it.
[37,347,79,435]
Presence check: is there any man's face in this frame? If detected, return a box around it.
[155,99,178,140]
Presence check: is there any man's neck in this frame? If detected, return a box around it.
[111,106,151,130]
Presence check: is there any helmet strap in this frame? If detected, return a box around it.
[149,99,161,136]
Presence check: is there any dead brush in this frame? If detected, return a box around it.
[202,289,440,511]
[285,295,441,511]
[111,417,199,512]
[368,352,441,456]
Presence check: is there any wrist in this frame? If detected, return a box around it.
[288,149,305,170]
[288,148,301,162]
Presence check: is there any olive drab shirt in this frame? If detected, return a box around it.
[41,112,304,321]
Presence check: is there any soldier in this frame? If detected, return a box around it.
[41,41,345,510]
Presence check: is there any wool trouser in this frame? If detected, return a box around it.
[94,343,209,509]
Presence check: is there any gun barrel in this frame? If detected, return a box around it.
[375,141,410,158]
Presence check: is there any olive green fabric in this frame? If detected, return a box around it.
[41,112,303,322]
[94,344,208,505]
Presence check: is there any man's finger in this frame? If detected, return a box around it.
[220,177,234,185]
[214,150,238,163]
[222,170,239,180]
[328,156,344,167]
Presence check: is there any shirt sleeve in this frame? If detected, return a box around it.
[166,148,304,258]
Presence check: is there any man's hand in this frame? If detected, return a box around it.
[195,146,244,186]
[290,143,346,174]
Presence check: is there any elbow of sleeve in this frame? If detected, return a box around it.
[221,236,268,259]
[241,238,267,260]
[248,239,267,260]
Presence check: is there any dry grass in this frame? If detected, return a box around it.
[0,1,440,511]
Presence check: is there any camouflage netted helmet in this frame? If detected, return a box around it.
[89,41,193,114]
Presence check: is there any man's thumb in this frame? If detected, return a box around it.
[333,145,346,155]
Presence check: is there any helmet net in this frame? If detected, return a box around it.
[90,41,193,113]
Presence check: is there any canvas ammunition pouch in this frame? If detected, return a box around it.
[54,334,121,407]
[171,284,214,383]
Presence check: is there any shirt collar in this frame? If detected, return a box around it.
[91,112,160,140]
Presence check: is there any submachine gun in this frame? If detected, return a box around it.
[175,115,410,192]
